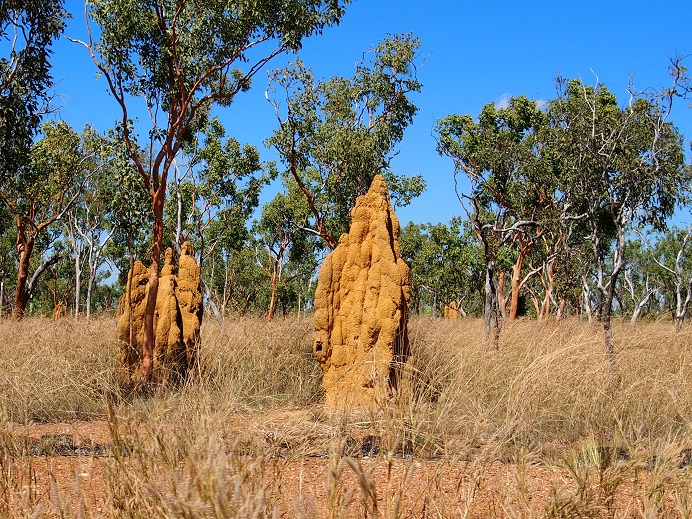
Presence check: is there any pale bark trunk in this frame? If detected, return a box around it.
[484,263,499,349]
[74,252,81,319]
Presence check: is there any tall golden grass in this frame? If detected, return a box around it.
[1,315,692,517]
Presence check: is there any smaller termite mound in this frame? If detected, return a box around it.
[116,242,203,387]
[313,174,411,411]
[444,301,460,320]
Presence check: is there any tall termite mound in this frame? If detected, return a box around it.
[116,242,203,386]
[313,174,411,410]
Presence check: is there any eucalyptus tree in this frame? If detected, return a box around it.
[436,96,551,344]
[547,79,688,361]
[0,1,66,319]
[254,178,318,320]
[647,226,692,328]
[76,0,350,383]
[64,126,124,320]
[266,34,425,249]
[0,0,66,186]
[618,237,659,326]
[0,121,93,319]
[161,117,270,324]
[399,219,483,317]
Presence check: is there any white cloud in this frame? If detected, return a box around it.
[495,93,511,109]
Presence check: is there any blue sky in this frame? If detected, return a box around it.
[51,0,692,227]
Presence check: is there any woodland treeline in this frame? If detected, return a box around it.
[2,1,692,352]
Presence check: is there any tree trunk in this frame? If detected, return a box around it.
[484,262,499,349]
[141,194,164,384]
[556,297,567,322]
[602,309,615,368]
[497,270,507,320]
[74,249,81,320]
[509,247,529,321]
[267,269,278,321]
[630,290,654,328]
[86,269,96,321]
[13,234,34,320]
[201,277,224,327]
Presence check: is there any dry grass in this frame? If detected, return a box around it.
[1,315,692,517]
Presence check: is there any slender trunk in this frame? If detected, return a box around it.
[540,291,551,321]
[582,279,593,323]
[13,236,34,320]
[630,290,654,327]
[85,233,95,321]
[497,270,507,320]
[86,270,95,321]
[0,279,4,317]
[74,250,81,320]
[509,251,526,321]
[602,308,615,367]
[267,269,278,321]
[556,297,567,322]
[201,278,223,327]
[484,262,499,349]
[142,194,164,384]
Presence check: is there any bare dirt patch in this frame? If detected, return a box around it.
[5,417,688,518]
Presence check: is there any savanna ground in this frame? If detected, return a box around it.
[2,315,692,517]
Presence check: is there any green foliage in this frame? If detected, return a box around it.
[253,179,321,316]
[0,0,66,181]
[87,0,351,195]
[165,117,270,259]
[400,218,484,316]
[436,79,690,337]
[436,95,550,228]
[105,136,153,285]
[88,0,349,113]
[548,79,689,233]
[267,33,426,247]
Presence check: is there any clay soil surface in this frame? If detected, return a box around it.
[6,418,659,518]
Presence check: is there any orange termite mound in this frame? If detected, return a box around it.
[313,175,411,410]
[444,301,460,320]
[116,242,203,387]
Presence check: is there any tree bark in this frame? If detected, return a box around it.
[74,244,81,319]
[484,262,499,349]
[13,229,34,320]
[267,266,278,321]
[509,243,531,321]
[497,270,507,320]
[141,192,165,384]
